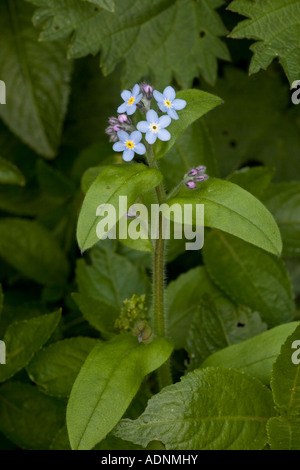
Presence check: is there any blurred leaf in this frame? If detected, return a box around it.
[167,177,282,255]
[77,164,162,252]
[203,231,294,326]
[29,0,229,86]
[0,156,25,186]
[202,322,300,384]
[115,367,274,450]
[0,218,69,286]
[0,0,72,157]
[67,334,173,450]
[0,382,65,449]
[268,416,300,450]
[27,337,98,397]
[0,311,61,383]
[227,166,275,199]
[82,0,115,11]
[228,0,300,85]
[73,242,151,334]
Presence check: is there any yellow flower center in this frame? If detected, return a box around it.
[164,99,172,108]
[126,140,134,149]
[128,97,135,105]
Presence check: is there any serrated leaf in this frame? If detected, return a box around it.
[27,337,98,397]
[167,177,282,255]
[0,311,61,383]
[0,0,72,158]
[228,0,300,85]
[114,367,274,450]
[77,164,162,252]
[73,241,151,334]
[154,90,223,160]
[202,322,300,384]
[29,0,229,86]
[267,416,300,450]
[0,382,65,450]
[203,231,294,326]
[0,218,69,286]
[227,166,275,199]
[0,156,25,186]
[66,334,173,450]
[263,183,300,257]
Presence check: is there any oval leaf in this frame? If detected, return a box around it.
[0,156,25,186]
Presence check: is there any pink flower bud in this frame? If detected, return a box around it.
[113,125,121,131]
[108,117,118,125]
[118,114,128,123]
[185,181,196,189]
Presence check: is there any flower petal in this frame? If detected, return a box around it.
[117,102,128,114]
[168,108,179,120]
[132,84,140,97]
[135,93,143,104]
[134,143,146,155]
[137,121,150,133]
[121,90,131,101]
[146,131,157,144]
[153,90,164,102]
[163,86,176,101]
[172,99,187,111]
[117,130,130,142]
[146,109,158,123]
[123,148,135,162]
[157,102,168,113]
[113,141,126,152]
[130,130,142,144]
[127,104,137,115]
[158,115,171,129]
[157,129,171,141]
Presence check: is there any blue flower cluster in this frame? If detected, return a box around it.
[106,84,187,162]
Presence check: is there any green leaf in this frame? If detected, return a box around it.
[227,166,275,199]
[0,218,69,286]
[187,297,267,368]
[263,183,300,257]
[81,0,115,12]
[228,0,300,85]
[73,242,151,334]
[29,0,229,86]
[77,164,162,252]
[203,231,294,326]
[0,0,72,158]
[267,416,300,450]
[114,367,274,450]
[202,322,300,385]
[154,90,223,160]
[0,382,65,449]
[0,156,25,186]
[0,311,61,383]
[27,337,98,397]
[167,177,282,255]
[66,334,173,450]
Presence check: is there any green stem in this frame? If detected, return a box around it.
[146,146,172,389]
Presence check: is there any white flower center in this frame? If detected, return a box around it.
[150,122,160,134]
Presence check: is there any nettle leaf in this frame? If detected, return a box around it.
[0,311,61,383]
[187,297,267,369]
[0,382,65,450]
[228,0,300,85]
[267,416,300,450]
[167,177,282,255]
[29,0,229,86]
[27,337,98,397]
[73,242,151,335]
[114,367,274,450]
[263,183,300,257]
[227,166,275,199]
[0,218,69,287]
[0,0,72,158]
[160,121,220,192]
[67,334,173,450]
[77,164,162,252]
[0,156,25,186]
[202,322,300,385]
[154,90,223,160]
[203,231,294,326]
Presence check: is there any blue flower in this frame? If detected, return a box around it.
[117,84,143,116]
[153,86,186,120]
[113,130,146,161]
[137,110,171,144]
